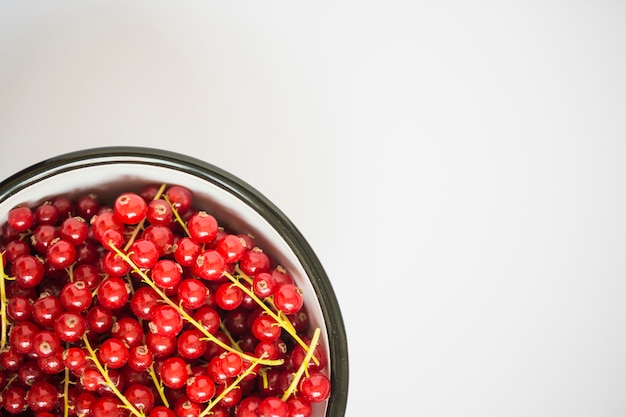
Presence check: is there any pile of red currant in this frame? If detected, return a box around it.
[0,183,331,417]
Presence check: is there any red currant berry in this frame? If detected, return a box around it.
[32,294,63,327]
[251,314,282,342]
[55,311,87,342]
[75,193,101,219]
[27,381,59,412]
[149,406,175,417]
[239,247,271,277]
[145,331,177,358]
[4,239,30,262]
[216,234,247,263]
[130,286,160,320]
[174,237,201,267]
[7,206,34,232]
[159,356,190,389]
[2,385,28,414]
[114,192,147,224]
[215,283,244,311]
[97,277,129,310]
[91,211,124,242]
[193,306,221,335]
[299,371,331,403]
[111,317,144,348]
[185,375,215,403]
[149,304,183,338]
[34,202,60,225]
[63,347,87,372]
[60,216,89,245]
[46,239,76,269]
[146,198,173,225]
[129,239,159,269]
[236,396,262,417]
[74,393,97,417]
[73,264,101,289]
[273,283,304,315]
[188,211,218,244]
[92,396,124,417]
[32,329,63,358]
[99,338,129,369]
[124,384,155,414]
[128,345,154,372]
[286,397,313,417]
[60,281,93,311]
[177,329,207,360]
[192,250,225,280]
[177,278,207,309]
[38,352,65,374]
[252,272,276,298]
[9,320,39,354]
[7,295,33,321]
[102,250,131,277]
[86,305,114,333]
[258,396,289,417]
[150,259,182,288]
[13,254,44,288]
[166,185,193,215]
[0,347,24,370]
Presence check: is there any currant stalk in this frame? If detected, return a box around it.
[82,334,145,417]
[219,322,243,352]
[64,352,71,417]
[124,183,167,251]
[108,243,282,367]
[163,194,190,237]
[148,364,170,408]
[198,352,268,417]
[281,327,321,401]
[223,270,319,366]
[0,251,12,352]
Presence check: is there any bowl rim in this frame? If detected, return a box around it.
[0,146,349,417]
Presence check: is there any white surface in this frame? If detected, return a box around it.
[1,2,626,416]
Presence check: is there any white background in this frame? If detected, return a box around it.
[2,2,626,416]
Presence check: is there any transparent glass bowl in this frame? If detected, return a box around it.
[0,146,348,417]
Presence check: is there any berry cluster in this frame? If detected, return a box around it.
[0,184,331,417]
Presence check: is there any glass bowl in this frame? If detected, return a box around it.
[0,146,348,417]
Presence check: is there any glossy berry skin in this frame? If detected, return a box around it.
[129,239,159,269]
[149,406,176,417]
[251,314,282,342]
[124,384,155,414]
[287,397,313,417]
[10,320,40,354]
[186,374,216,403]
[173,237,201,267]
[166,185,193,214]
[99,338,129,369]
[150,304,183,338]
[273,283,304,315]
[215,283,244,311]
[60,216,90,245]
[111,317,144,348]
[177,329,207,359]
[151,259,182,288]
[188,211,218,243]
[86,305,114,334]
[3,385,28,414]
[97,277,129,310]
[7,206,34,232]
[146,199,173,225]
[93,396,125,417]
[7,295,33,321]
[114,192,147,224]
[299,371,331,403]
[46,238,76,269]
[13,254,45,288]
[128,345,154,371]
[236,396,262,417]
[192,250,225,280]
[239,248,271,277]
[32,294,63,327]
[130,286,160,320]
[60,281,93,311]
[159,356,190,389]
[177,278,207,309]
[216,234,246,263]
[27,381,59,412]
[32,330,63,358]
[258,396,289,417]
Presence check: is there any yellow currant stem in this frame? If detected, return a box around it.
[148,364,170,408]
[233,265,298,335]
[219,322,243,352]
[64,349,71,417]
[223,271,319,366]
[163,195,190,237]
[281,327,321,401]
[0,252,9,352]
[199,353,267,417]
[82,334,146,417]
[124,183,168,251]
[108,243,282,367]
